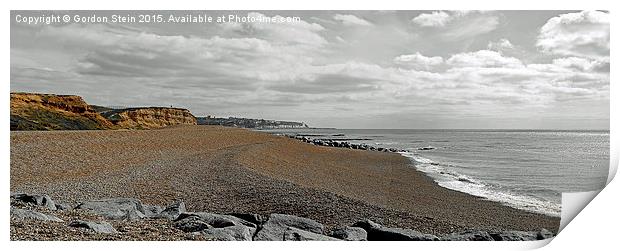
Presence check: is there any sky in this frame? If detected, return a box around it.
[10,10,610,129]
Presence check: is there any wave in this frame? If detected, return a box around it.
[399,152,561,217]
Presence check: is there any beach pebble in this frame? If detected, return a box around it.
[69,220,118,234]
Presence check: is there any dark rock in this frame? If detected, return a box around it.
[69,220,117,234]
[331,226,367,241]
[143,204,163,218]
[228,213,264,225]
[441,230,494,241]
[351,219,382,230]
[537,229,554,240]
[154,201,185,220]
[176,212,257,229]
[173,215,212,232]
[55,203,72,211]
[254,214,324,241]
[373,227,438,241]
[202,225,253,241]
[284,227,341,241]
[489,231,538,241]
[75,198,146,220]
[352,219,438,241]
[417,146,435,151]
[11,193,57,210]
[10,207,63,222]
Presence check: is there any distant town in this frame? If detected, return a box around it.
[196,116,309,129]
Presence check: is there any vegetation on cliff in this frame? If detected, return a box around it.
[10,92,197,130]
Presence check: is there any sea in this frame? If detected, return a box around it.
[261,129,610,217]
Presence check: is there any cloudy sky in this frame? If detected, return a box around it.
[10,10,609,129]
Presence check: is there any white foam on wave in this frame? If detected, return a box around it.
[400,152,561,217]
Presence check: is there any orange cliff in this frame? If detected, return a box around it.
[102,107,197,129]
[10,92,197,130]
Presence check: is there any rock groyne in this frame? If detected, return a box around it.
[10,193,554,241]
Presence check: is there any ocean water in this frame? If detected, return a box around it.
[262,129,610,217]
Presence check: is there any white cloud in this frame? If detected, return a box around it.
[411,11,500,40]
[333,14,373,26]
[394,52,443,70]
[552,57,608,72]
[222,12,327,47]
[446,50,523,68]
[487,39,514,51]
[440,16,499,40]
[537,10,609,60]
[411,11,452,27]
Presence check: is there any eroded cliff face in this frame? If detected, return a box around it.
[10,93,114,130]
[10,93,198,131]
[102,107,197,129]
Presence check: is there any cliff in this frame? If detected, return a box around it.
[101,107,197,129]
[10,92,114,130]
[10,92,197,131]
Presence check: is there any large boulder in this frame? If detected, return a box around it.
[284,227,341,241]
[175,212,256,229]
[331,226,368,241]
[173,215,212,233]
[69,220,118,234]
[441,230,495,241]
[202,225,254,241]
[75,198,146,220]
[10,207,63,222]
[55,202,72,211]
[537,229,554,240]
[11,193,57,211]
[254,214,324,241]
[227,213,264,225]
[153,201,185,220]
[352,219,438,241]
[488,231,538,241]
[350,219,381,231]
[143,205,163,218]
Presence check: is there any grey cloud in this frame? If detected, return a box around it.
[10,10,610,129]
[268,74,380,94]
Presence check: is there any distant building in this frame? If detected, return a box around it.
[196,116,308,129]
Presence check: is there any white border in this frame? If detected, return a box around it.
[3,1,617,251]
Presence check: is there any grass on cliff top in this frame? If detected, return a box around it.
[10,108,109,131]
